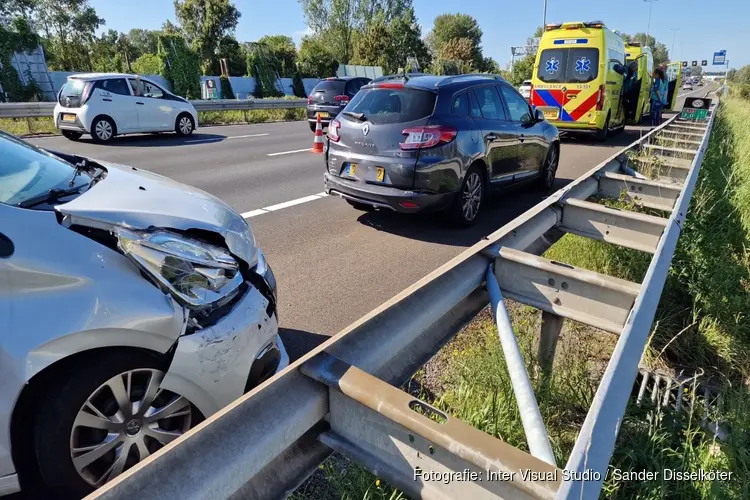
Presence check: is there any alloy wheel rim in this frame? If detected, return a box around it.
[179,117,192,134]
[69,368,192,487]
[95,121,112,140]
[462,172,482,221]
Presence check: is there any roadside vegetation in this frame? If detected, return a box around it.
[296,96,750,499]
[0,105,305,137]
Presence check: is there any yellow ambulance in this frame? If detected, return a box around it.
[624,42,654,123]
[531,21,626,140]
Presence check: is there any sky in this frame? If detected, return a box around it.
[90,0,750,70]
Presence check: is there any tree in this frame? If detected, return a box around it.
[208,35,246,76]
[131,53,161,74]
[298,35,339,77]
[34,0,105,71]
[1,0,38,18]
[174,0,241,73]
[259,35,297,77]
[508,54,535,86]
[90,29,125,73]
[292,71,306,97]
[426,13,484,70]
[0,16,41,101]
[298,0,369,64]
[157,34,201,98]
[126,28,161,57]
[388,7,429,72]
[355,6,429,74]
[246,42,282,97]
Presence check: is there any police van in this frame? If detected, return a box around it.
[531,21,626,141]
[624,42,654,123]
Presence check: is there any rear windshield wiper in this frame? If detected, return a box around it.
[18,184,88,209]
[343,111,367,121]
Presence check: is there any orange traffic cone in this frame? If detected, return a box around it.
[312,113,324,153]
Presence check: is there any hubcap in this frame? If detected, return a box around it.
[70,369,192,487]
[545,148,558,186]
[180,117,192,134]
[462,172,482,221]
[95,121,112,140]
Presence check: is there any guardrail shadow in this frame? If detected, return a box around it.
[355,176,574,247]
[279,327,330,362]
[76,132,228,147]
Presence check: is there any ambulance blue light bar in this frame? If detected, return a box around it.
[553,39,589,45]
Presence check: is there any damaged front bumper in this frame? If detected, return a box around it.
[160,281,288,417]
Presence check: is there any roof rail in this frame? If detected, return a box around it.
[435,73,503,87]
[370,73,429,83]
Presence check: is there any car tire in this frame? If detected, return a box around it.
[61,130,82,141]
[32,350,200,499]
[448,164,484,227]
[90,117,116,143]
[595,113,610,142]
[538,144,559,191]
[175,113,195,136]
[346,199,375,211]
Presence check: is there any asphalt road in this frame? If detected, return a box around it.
[29,83,714,360]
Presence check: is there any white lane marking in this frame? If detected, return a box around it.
[267,148,312,157]
[185,133,269,144]
[240,192,329,218]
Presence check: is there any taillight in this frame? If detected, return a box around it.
[80,82,94,105]
[400,125,457,150]
[334,95,349,106]
[596,84,605,111]
[328,119,341,142]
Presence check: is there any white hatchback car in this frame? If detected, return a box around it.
[518,80,532,101]
[54,73,199,143]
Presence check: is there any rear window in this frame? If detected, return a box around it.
[345,87,436,124]
[312,80,346,93]
[537,48,599,83]
[60,79,86,97]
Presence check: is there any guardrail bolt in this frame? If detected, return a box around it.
[429,445,435,455]
[409,434,415,443]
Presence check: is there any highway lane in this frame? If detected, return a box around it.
[29,83,714,360]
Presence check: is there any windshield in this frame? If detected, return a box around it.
[537,48,600,83]
[344,87,436,124]
[0,132,90,206]
[312,80,346,93]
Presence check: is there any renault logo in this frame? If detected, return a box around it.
[362,123,370,136]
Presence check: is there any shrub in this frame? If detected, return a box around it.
[131,53,161,75]
[157,35,201,99]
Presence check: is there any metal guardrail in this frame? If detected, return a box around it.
[88,100,717,500]
[0,99,307,119]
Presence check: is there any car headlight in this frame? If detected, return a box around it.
[116,229,244,308]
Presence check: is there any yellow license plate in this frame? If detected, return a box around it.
[317,112,329,118]
[376,167,385,182]
[543,109,559,120]
[348,163,357,176]
[62,113,76,122]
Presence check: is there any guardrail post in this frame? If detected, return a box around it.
[538,312,563,379]
[26,117,33,134]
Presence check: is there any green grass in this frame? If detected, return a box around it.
[0,106,305,137]
[296,97,750,499]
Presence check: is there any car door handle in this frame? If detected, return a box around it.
[102,98,112,102]
[519,135,525,142]
[136,101,145,105]
[486,133,498,141]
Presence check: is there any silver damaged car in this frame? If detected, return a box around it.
[0,131,288,498]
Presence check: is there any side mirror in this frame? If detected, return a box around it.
[535,108,544,122]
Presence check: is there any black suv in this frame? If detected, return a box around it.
[306,76,371,131]
[323,74,561,226]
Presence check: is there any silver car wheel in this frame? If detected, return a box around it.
[94,120,113,141]
[179,116,193,134]
[69,368,192,487]
[462,172,482,221]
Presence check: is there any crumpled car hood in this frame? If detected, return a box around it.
[56,161,258,267]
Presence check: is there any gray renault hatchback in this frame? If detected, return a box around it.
[323,74,560,226]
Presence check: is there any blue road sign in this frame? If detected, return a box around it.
[713,50,726,65]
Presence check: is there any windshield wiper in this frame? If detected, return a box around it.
[68,158,92,187]
[18,184,88,209]
[343,111,367,121]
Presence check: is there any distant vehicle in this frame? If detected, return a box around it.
[531,21,626,141]
[518,80,532,100]
[0,131,285,497]
[324,74,560,226]
[306,76,371,132]
[682,82,693,90]
[54,73,198,143]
